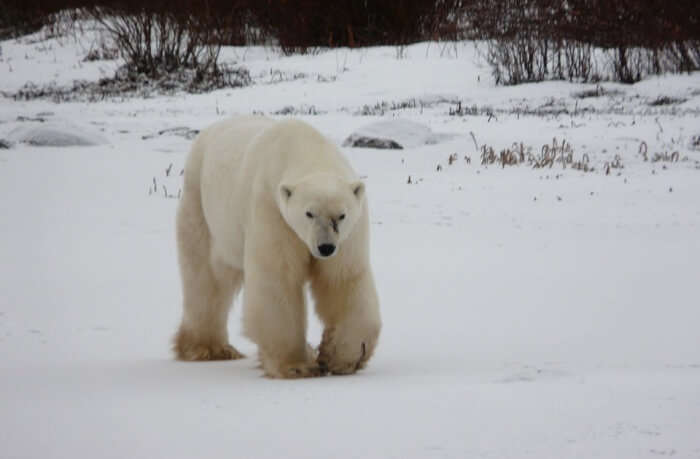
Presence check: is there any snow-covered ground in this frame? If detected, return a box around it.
[1,29,700,459]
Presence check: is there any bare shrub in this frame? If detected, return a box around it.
[562,40,593,81]
[86,6,218,77]
[486,36,549,85]
[83,39,119,61]
[608,46,649,84]
[664,40,700,72]
[78,2,251,93]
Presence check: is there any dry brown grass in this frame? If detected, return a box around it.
[476,137,595,172]
[639,140,687,164]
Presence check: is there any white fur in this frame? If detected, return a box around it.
[174,116,381,378]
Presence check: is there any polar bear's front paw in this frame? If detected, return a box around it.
[317,328,375,375]
[282,361,327,379]
[260,344,327,379]
[174,329,245,361]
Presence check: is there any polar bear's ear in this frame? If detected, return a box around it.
[280,184,294,201]
[351,181,365,199]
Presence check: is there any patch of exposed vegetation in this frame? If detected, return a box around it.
[272,105,325,116]
[647,96,687,106]
[572,85,624,99]
[6,64,251,102]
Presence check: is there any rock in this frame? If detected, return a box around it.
[343,119,452,149]
[7,121,107,147]
[343,135,403,149]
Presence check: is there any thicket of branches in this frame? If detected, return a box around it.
[462,0,700,84]
[251,0,462,53]
[0,0,55,38]
[2,0,699,86]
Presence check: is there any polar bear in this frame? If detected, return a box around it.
[174,115,381,378]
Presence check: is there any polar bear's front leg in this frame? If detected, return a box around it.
[242,238,324,379]
[243,276,324,378]
[312,270,381,375]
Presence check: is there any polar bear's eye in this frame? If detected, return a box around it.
[338,214,346,221]
[306,211,314,219]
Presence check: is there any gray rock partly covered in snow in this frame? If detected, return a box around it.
[0,139,13,149]
[142,126,200,141]
[344,135,403,149]
[343,119,453,150]
[7,121,108,147]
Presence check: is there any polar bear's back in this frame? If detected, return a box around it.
[193,116,355,200]
[190,116,274,185]
[183,116,273,197]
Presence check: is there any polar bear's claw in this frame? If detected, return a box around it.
[264,360,326,379]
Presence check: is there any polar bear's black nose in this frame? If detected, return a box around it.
[318,244,336,257]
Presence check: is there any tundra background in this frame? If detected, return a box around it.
[1,3,699,458]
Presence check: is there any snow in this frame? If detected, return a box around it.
[1,28,700,459]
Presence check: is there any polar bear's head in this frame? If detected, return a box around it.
[278,173,365,259]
